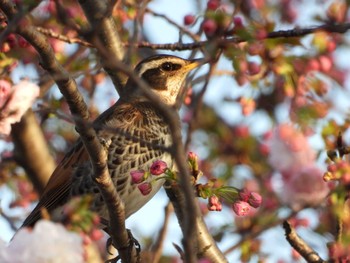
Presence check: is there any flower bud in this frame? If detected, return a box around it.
[232,200,250,216]
[138,182,152,196]
[184,14,195,25]
[238,189,250,202]
[150,160,168,175]
[130,170,145,184]
[248,192,262,208]
[207,195,222,211]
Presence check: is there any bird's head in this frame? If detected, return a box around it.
[124,55,201,105]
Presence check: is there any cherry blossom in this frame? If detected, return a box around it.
[0,80,40,135]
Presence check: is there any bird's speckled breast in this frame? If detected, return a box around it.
[70,101,174,221]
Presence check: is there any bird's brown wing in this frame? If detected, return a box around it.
[21,140,90,227]
[21,101,125,227]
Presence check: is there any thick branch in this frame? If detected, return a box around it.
[0,1,135,262]
[11,110,55,194]
[283,221,326,263]
[78,0,126,94]
[164,182,228,262]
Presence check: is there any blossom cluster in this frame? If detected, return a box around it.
[0,79,40,135]
[265,123,329,208]
[130,153,263,216]
[324,159,350,185]
[0,220,85,263]
[205,187,262,216]
[130,160,168,195]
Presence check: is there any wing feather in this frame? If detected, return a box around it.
[21,141,89,227]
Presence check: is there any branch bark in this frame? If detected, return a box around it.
[283,221,326,263]
[11,110,55,194]
[78,0,126,94]
[165,181,228,262]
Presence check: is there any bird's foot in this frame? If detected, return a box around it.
[105,229,141,263]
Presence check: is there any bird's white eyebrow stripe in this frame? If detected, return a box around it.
[137,57,185,76]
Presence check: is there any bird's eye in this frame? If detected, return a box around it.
[161,62,174,71]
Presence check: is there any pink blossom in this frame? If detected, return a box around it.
[0,79,11,107]
[319,55,332,72]
[267,123,315,174]
[150,160,168,175]
[207,195,222,211]
[130,170,145,184]
[232,201,250,216]
[2,220,84,262]
[138,182,152,196]
[280,165,329,209]
[248,192,262,208]
[0,80,40,135]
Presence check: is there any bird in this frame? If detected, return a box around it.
[21,54,201,227]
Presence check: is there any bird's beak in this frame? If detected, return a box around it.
[184,58,204,72]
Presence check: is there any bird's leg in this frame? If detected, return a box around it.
[105,229,141,263]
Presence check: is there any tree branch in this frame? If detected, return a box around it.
[78,0,126,94]
[283,221,326,263]
[150,203,173,263]
[164,181,228,262]
[11,110,55,194]
[34,22,350,53]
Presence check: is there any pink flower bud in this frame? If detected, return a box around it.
[90,229,103,241]
[130,170,145,184]
[188,151,198,162]
[150,160,168,175]
[232,201,250,216]
[188,151,199,170]
[207,195,222,211]
[248,192,262,208]
[207,0,220,10]
[238,189,250,202]
[233,16,243,28]
[184,14,195,25]
[0,79,12,107]
[202,19,217,36]
[138,182,152,196]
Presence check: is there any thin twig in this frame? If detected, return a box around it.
[184,59,217,150]
[0,209,18,232]
[34,22,350,53]
[145,8,201,42]
[151,203,173,263]
[35,27,93,47]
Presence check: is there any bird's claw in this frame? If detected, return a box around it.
[105,229,141,263]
